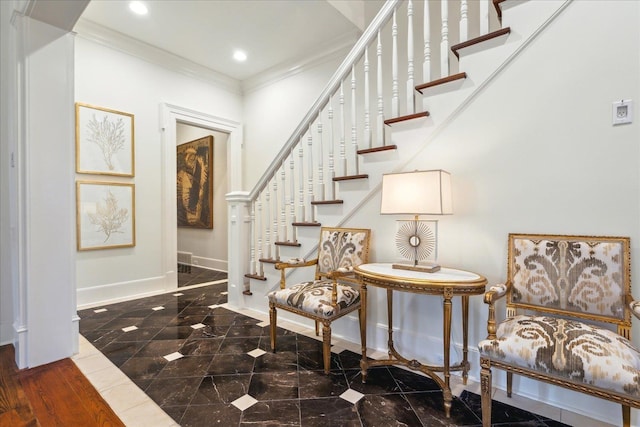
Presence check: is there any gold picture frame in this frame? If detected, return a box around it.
[76,181,136,251]
[177,135,214,229]
[75,103,135,177]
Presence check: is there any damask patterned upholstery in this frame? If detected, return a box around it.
[479,315,640,396]
[478,234,639,427]
[267,280,360,318]
[269,227,371,374]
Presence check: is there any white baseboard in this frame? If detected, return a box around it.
[191,255,227,272]
[76,275,176,310]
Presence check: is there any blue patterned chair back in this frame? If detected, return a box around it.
[507,234,631,325]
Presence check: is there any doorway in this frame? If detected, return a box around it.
[160,103,242,291]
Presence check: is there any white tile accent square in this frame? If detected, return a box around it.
[172,292,184,296]
[231,394,258,411]
[247,348,266,358]
[190,323,206,329]
[257,320,269,328]
[340,388,364,404]
[122,326,138,332]
[220,291,228,295]
[152,306,165,311]
[94,308,107,313]
[208,304,222,309]
[163,352,184,362]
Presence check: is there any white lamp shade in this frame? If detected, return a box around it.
[380,170,453,215]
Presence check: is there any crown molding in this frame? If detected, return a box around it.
[241,29,360,95]
[73,18,242,95]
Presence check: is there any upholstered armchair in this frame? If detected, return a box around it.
[268,227,371,374]
[478,233,640,427]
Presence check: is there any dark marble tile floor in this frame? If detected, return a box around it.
[79,283,570,427]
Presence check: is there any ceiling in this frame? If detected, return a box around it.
[74,0,370,82]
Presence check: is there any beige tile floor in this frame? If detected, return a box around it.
[73,302,617,427]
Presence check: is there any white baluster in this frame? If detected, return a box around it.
[423,0,431,83]
[460,0,468,43]
[298,142,305,222]
[376,30,384,146]
[441,0,449,78]
[307,128,315,222]
[480,0,489,35]
[351,64,358,175]
[407,0,415,114]
[392,10,399,117]
[339,82,346,176]
[317,116,325,201]
[257,197,264,276]
[289,153,296,241]
[249,200,256,274]
[280,162,287,242]
[272,178,279,260]
[328,99,336,200]
[264,186,271,260]
[363,47,371,148]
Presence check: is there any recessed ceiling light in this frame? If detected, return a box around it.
[233,50,247,62]
[129,1,148,15]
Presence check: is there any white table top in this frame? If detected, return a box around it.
[356,263,483,283]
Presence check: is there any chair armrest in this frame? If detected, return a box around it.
[484,282,511,340]
[627,295,640,321]
[275,258,318,270]
[484,282,510,304]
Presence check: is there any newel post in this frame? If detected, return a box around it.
[226,191,251,308]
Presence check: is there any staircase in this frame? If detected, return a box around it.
[228,0,571,314]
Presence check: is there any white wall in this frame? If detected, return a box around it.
[75,37,242,307]
[0,0,16,346]
[176,123,228,271]
[242,50,350,190]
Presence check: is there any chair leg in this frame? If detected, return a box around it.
[269,304,277,353]
[321,321,331,374]
[506,371,513,397]
[315,320,320,336]
[622,404,630,427]
[480,358,492,427]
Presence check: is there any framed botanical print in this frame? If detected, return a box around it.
[176,135,214,229]
[76,181,136,251]
[76,103,135,177]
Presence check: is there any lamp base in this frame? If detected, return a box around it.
[392,262,441,273]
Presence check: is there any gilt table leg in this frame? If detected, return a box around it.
[359,282,368,383]
[462,294,470,385]
[443,287,453,418]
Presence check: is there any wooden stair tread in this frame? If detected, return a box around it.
[311,199,344,205]
[292,222,321,227]
[415,72,467,94]
[244,273,267,281]
[451,27,511,59]
[333,174,368,182]
[357,145,397,155]
[274,241,301,247]
[384,111,430,126]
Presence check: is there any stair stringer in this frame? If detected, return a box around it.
[241,0,572,334]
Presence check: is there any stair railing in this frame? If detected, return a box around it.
[243,0,499,282]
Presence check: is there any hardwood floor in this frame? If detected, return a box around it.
[0,344,124,427]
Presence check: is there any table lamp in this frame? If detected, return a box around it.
[380,169,452,273]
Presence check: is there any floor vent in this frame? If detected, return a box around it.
[177,251,193,265]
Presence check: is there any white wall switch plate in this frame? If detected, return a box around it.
[612,99,633,125]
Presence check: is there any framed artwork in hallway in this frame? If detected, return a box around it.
[177,135,214,229]
[76,181,136,251]
[75,103,135,177]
